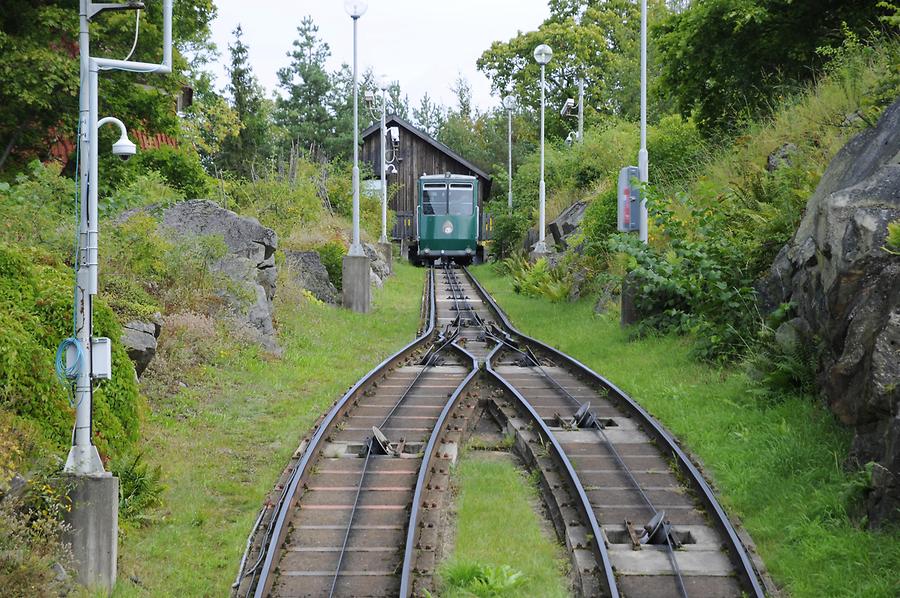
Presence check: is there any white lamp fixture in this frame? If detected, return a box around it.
[533,43,553,65]
[344,0,368,18]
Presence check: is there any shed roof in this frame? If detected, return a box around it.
[361,114,491,182]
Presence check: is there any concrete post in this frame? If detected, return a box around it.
[342,254,371,313]
[377,242,393,274]
[63,474,118,592]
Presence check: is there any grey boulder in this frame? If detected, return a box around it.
[160,200,280,353]
[121,319,161,377]
[283,250,339,304]
[759,97,900,526]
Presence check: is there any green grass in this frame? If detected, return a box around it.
[114,263,425,597]
[440,452,570,598]
[471,265,900,598]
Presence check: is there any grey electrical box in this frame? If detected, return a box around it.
[617,166,641,232]
[91,337,112,380]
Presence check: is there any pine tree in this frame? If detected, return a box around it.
[219,24,271,177]
[412,93,444,137]
[275,16,333,156]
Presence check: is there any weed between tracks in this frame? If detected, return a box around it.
[439,450,570,598]
[113,263,424,597]
[472,265,900,598]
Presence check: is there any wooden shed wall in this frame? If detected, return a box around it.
[361,130,486,236]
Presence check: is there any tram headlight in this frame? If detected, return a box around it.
[442,221,454,235]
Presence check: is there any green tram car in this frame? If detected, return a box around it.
[408,173,485,265]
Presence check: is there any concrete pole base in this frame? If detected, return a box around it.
[620,271,640,328]
[342,254,371,313]
[377,242,393,274]
[62,472,118,593]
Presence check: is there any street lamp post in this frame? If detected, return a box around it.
[532,44,553,255]
[346,0,367,256]
[342,0,371,312]
[502,95,517,213]
[638,0,649,244]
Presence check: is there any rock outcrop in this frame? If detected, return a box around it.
[160,200,280,353]
[283,250,339,304]
[364,243,390,288]
[548,200,588,249]
[759,98,900,526]
[121,318,161,377]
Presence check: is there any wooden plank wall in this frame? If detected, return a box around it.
[361,128,486,237]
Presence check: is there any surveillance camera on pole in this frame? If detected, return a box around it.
[560,98,575,117]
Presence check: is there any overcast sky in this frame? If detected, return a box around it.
[208,0,550,112]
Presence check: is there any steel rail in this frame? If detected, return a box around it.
[398,340,482,597]
[484,342,620,598]
[327,328,464,597]
[465,267,766,598]
[491,329,689,597]
[246,269,438,598]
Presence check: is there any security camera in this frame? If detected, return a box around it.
[364,91,375,105]
[561,98,576,117]
[388,126,400,148]
[565,132,575,147]
[385,164,398,175]
[112,135,137,161]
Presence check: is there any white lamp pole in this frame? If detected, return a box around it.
[379,81,389,244]
[638,0,649,244]
[502,95,517,213]
[345,0,368,256]
[578,78,584,143]
[533,44,553,255]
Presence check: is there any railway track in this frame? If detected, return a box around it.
[235,265,767,597]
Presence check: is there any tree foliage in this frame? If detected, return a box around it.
[655,0,891,133]
[218,25,271,177]
[275,16,334,156]
[476,0,671,139]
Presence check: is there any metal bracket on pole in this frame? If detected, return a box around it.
[88,2,144,20]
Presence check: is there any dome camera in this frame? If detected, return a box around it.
[112,135,137,161]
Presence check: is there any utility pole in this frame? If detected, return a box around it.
[65,0,172,590]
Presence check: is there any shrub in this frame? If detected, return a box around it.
[441,562,526,597]
[316,240,346,292]
[607,232,758,362]
[504,255,572,303]
[0,161,75,259]
[0,244,141,456]
[488,203,530,260]
[110,452,164,527]
[103,171,184,217]
[126,146,212,199]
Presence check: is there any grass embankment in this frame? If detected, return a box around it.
[472,265,900,598]
[440,451,570,598]
[114,263,424,597]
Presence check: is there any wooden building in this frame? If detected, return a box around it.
[361,115,492,240]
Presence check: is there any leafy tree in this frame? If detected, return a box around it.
[0,0,216,179]
[275,16,333,156]
[477,0,669,139]
[655,0,890,134]
[218,24,271,177]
